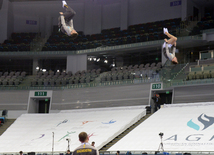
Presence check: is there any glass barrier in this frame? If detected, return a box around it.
[160,59,190,88]
[160,60,214,88]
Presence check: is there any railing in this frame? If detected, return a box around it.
[160,60,214,88]
[0,35,202,56]
[160,61,190,88]
[2,22,214,56]
[0,78,160,90]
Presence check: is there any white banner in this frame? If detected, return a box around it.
[0,106,146,153]
[108,104,214,152]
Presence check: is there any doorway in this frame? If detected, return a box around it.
[193,7,199,21]
[38,99,50,113]
[28,98,50,113]
[150,89,174,113]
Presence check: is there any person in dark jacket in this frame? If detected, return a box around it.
[58,0,78,39]
[72,132,99,155]
[152,94,162,112]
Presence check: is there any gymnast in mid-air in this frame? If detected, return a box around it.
[162,28,178,64]
[58,0,78,39]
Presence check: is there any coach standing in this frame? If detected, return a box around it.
[73,132,99,155]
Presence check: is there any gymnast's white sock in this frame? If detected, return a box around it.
[163,28,169,35]
[62,0,67,8]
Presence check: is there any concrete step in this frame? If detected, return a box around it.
[99,114,152,153]
[0,119,16,136]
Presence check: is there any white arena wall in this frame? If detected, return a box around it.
[0,0,203,42]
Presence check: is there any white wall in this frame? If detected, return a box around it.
[12,0,86,35]
[84,0,102,34]
[6,110,60,119]
[7,110,27,119]
[66,55,87,74]
[13,15,39,33]
[102,3,121,29]
[10,0,184,36]
[203,32,214,42]
[128,0,182,25]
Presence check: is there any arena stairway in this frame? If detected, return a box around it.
[0,119,16,136]
[30,35,48,52]
[160,61,189,88]
[96,72,109,83]
[178,20,199,37]
[18,75,35,87]
[99,113,152,153]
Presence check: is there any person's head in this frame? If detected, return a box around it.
[71,29,78,39]
[116,151,120,155]
[172,57,178,64]
[91,141,95,146]
[79,132,89,143]
[19,151,23,155]
[67,150,71,154]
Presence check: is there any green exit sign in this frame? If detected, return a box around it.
[34,91,47,96]
[152,83,162,89]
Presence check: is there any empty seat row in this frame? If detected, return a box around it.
[186,70,214,80]
[111,62,162,72]
[42,18,181,51]
[189,14,214,36]
[31,74,98,86]
[0,79,21,86]
[31,69,101,87]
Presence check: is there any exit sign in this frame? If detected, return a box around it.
[152,83,162,90]
[34,91,47,96]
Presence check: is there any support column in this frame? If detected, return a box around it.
[0,0,9,43]
[116,57,123,67]
[181,0,187,21]
[33,58,39,75]
[84,1,93,35]
[84,0,102,35]
[7,0,13,38]
[66,55,87,74]
[120,0,128,30]
[45,16,52,37]
[39,17,45,37]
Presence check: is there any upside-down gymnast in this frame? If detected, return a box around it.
[58,0,78,39]
[162,27,178,64]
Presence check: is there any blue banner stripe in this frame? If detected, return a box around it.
[187,119,200,131]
